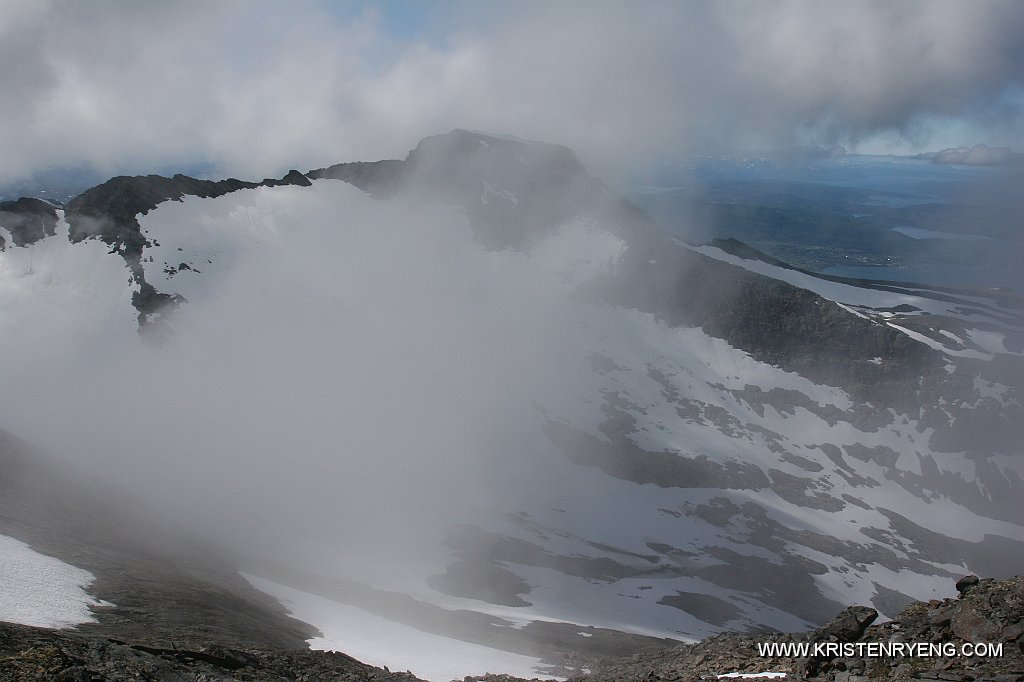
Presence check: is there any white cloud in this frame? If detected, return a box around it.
[0,0,1022,184]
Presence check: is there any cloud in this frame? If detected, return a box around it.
[0,0,1022,184]
[0,179,632,574]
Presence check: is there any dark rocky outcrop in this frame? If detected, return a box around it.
[0,196,59,248]
[307,158,406,197]
[61,170,309,328]
[812,606,878,642]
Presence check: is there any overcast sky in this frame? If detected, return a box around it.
[1,0,1022,184]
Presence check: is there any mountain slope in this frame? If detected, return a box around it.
[0,130,1021,678]
[0,429,315,650]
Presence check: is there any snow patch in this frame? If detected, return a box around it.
[938,329,965,344]
[243,574,561,681]
[965,328,1016,356]
[886,323,989,359]
[0,534,110,628]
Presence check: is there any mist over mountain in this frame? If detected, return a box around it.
[1,129,1021,679]
[2,2,1023,679]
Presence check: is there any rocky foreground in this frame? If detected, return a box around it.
[552,575,1024,682]
[1,575,1021,681]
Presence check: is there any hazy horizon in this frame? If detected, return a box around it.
[1,0,1021,188]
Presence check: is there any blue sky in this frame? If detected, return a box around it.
[339,0,450,44]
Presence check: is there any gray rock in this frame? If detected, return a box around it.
[814,605,879,641]
[951,604,1000,643]
[956,574,981,595]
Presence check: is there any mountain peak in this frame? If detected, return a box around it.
[408,128,584,177]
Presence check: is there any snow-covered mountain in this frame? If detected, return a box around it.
[1,130,1021,679]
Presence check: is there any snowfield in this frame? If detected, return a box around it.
[244,574,560,682]
[0,534,109,628]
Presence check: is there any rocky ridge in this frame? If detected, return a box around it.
[61,169,310,329]
[0,197,59,249]
[1,575,1020,681]
[549,575,1024,682]
[82,130,961,411]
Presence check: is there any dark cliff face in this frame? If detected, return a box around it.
[593,239,945,411]
[0,196,59,248]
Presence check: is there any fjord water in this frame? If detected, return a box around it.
[632,154,1023,291]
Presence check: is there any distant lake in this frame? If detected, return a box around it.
[821,263,1019,291]
[891,226,1016,244]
